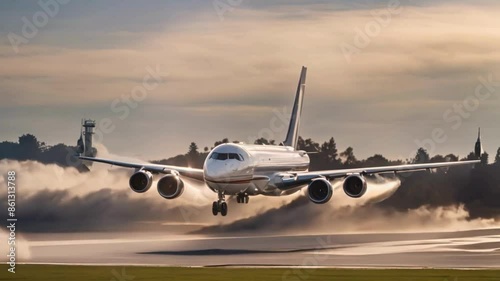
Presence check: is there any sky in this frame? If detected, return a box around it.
[1,0,500,161]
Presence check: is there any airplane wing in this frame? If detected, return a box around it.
[277,160,480,189]
[79,156,204,181]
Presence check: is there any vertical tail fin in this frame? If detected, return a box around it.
[283,66,307,149]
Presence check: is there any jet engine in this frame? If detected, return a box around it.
[129,170,153,193]
[157,174,184,199]
[307,178,333,204]
[343,174,367,198]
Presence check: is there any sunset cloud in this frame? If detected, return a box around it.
[1,1,499,159]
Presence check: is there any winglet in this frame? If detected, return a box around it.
[283,66,307,149]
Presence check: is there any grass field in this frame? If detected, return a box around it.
[1,265,499,281]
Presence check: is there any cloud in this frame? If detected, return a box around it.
[2,3,500,107]
[1,2,500,159]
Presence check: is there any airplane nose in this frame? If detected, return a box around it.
[227,162,238,172]
[205,160,241,180]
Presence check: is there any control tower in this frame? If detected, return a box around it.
[77,119,97,165]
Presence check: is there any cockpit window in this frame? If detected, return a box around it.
[210,152,226,160]
[210,152,243,161]
[228,153,240,160]
[217,153,228,160]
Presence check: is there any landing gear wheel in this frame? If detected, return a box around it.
[220,202,228,216]
[237,194,249,204]
[212,201,219,216]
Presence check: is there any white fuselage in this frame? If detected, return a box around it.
[203,143,310,196]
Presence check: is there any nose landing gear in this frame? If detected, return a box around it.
[212,191,228,216]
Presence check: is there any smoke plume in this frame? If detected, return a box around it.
[0,156,498,234]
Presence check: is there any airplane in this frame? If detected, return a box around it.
[80,66,480,216]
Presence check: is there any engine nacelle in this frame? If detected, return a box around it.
[157,174,184,199]
[307,178,333,204]
[129,170,153,193]
[343,174,367,198]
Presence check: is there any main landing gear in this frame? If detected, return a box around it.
[212,192,228,216]
[236,193,249,204]
[212,192,250,216]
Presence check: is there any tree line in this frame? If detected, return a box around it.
[152,136,494,170]
[0,134,497,170]
[0,134,85,171]
[1,133,499,220]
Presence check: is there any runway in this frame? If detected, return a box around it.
[18,228,500,268]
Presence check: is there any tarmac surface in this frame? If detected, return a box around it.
[18,228,500,268]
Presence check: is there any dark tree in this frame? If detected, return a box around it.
[413,148,430,164]
[302,138,320,152]
[187,142,199,155]
[364,154,389,167]
[481,152,489,165]
[340,147,358,167]
[430,154,446,163]
[0,141,19,159]
[187,142,199,167]
[254,138,275,145]
[297,136,305,151]
[213,138,229,148]
[18,134,42,160]
[444,154,459,162]
[494,148,500,164]
[463,152,477,161]
[321,138,338,160]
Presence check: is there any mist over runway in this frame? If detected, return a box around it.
[17,228,500,268]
